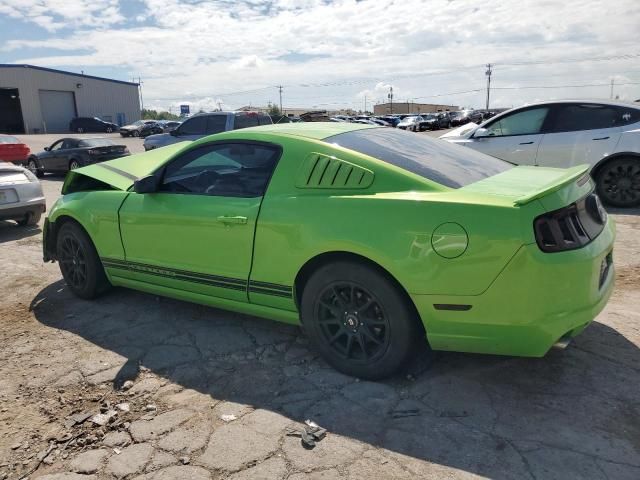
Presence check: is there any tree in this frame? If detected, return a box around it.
[267,104,281,116]
[141,109,180,121]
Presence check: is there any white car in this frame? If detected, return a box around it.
[0,162,46,226]
[442,100,640,207]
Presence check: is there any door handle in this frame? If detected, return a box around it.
[217,215,247,225]
[519,141,534,145]
[593,136,610,141]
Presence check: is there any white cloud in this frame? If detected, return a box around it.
[5,0,640,110]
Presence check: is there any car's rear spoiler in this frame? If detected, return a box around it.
[513,165,591,206]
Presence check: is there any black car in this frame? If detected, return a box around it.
[69,117,119,134]
[418,114,442,130]
[450,110,484,127]
[119,120,163,138]
[26,138,129,177]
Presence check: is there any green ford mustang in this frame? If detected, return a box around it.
[43,123,615,379]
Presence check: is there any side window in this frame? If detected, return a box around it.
[234,113,260,130]
[205,115,228,134]
[552,104,619,132]
[62,139,78,149]
[160,143,281,197]
[179,116,207,135]
[50,140,64,151]
[485,108,549,136]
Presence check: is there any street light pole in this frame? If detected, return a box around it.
[388,86,394,114]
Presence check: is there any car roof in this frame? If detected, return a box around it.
[513,98,640,109]
[226,122,375,140]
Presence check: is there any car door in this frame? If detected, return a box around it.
[40,140,66,172]
[118,141,282,302]
[466,106,551,165]
[535,103,622,169]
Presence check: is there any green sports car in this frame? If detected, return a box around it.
[43,123,615,379]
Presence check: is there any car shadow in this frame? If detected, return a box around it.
[0,220,41,243]
[30,281,640,478]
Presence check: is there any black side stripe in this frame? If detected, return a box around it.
[96,163,139,181]
[101,258,292,298]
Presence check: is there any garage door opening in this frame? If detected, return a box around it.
[0,88,25,134]
[39,90,77,133]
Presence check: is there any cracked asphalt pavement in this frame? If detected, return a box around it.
[1,146,639,478]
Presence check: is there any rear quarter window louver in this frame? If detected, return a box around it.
[296,153,374,189]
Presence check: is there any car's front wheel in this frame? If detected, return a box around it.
[77,127,84,133]
[133,130,140,137]
[27,158,43,177]
[596,157,640,208]
[301,260,424,379]
[56,221,111,299]
[106,127,113,133]
[69,159,80,171]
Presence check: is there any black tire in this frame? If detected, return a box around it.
[301,260,424,379]
[56,221,110,299]
[69,159,80,171]
[27,158,43,177]
[17,211,41,226]
[595,157,640,208]
[106,127,113,133]
[77,127,84,133]
[133,130,140,137]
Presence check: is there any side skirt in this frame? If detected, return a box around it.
[109,274,301,325]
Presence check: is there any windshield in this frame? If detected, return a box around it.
[325,127,512,188]
[78,139,114,147]
[403,116,419,122]
[132,120,145,126]
[0,135,20,144]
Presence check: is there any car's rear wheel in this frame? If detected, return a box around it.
[106,127,113,133]
[17,211,41,227]
[301,261,424,379]
[27,158,43,177]
[56,221,110,299]
[69,159,80,171]
[133,130,140,137]
[77,127,84,133]
[595,157,640,208]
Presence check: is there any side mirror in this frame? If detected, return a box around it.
[44,147,50,151]
[474,128,490,138]
[133,174,160,194]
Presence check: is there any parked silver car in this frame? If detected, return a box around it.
[0,162,46,226]
[143,111,273,151]
[442,99,640,207]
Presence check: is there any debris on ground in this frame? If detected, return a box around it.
[220,414,237,423]
[285,420,328,449]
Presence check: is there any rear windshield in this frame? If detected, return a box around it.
[78,139,114,147]
[0,135,20,144]
[325,128,512,188]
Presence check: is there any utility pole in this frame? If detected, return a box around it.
[277,85,283,114]
[388,86,394,114]
[610,78,614,99]
[485,64,492,111]
[135,77,144,113]
[364,95,367,113]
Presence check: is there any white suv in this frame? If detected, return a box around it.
[442,100,640,207]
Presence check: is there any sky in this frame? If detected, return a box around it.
[1,0,640,113]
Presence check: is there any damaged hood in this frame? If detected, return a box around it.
[62,142,189,192]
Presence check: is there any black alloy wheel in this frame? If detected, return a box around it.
[56,222,110,299]
[69,160,80,171]
[77,127,84,133]
[133,130,140,137]
[106,127,113,133]
[316,282,390,363]
[596,158,640,208]
[58,232,88,292]
[301,261,426,379]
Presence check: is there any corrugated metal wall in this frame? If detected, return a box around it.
[0,66,141,133]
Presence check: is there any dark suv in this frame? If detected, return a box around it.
[143,111,273,151]
[69,117,119,133]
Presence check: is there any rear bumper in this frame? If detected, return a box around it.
[414,218,616,357]
[0,199,46,221]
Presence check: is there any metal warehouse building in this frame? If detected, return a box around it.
[0,64,140,134]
